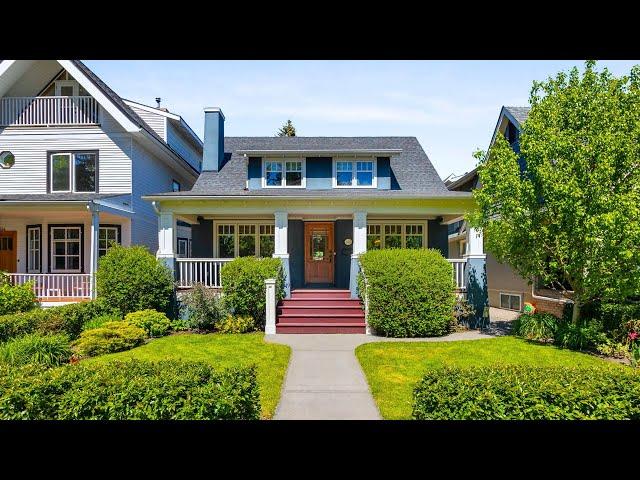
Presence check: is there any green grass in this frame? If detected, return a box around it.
[86,332,290,419]
[356,336,622,420]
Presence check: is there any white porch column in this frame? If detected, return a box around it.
[273,211,290,298]
[88,204,100,299]
[349,211,367,299]
[463,226,489,328]
[264,278,277,334]
[157,210,176,275]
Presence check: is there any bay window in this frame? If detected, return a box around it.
[49,151,97,193]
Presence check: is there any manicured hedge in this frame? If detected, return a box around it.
[0,298,119,342]
[0,360,261,420]
[412,365,640,420]
[96,245,175,316]
[358,249,456,337]
[72,321,146,357]
[221,257,285,327]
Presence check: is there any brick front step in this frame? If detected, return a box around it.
[275,323,366,334]
[278,305,364,316]
[277,313,365,324]
[280,298,362,307]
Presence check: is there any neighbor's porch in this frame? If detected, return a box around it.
[0,199,133,304]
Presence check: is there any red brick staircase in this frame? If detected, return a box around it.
[276,289,366,334]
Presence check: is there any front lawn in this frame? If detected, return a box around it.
[356,336,622,420]
[86,332,290,419]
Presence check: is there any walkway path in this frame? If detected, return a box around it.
[267,322,507,420]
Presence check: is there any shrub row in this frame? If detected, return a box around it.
[412,365,640,420]
[358,249,456,337]
[0,360,261,420]
[0,298,120,342]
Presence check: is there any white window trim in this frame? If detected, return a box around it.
[50,151,97,193]
[332,157,377,188]
[27,226,41,274]
[214,221,276,258]
[50,226,82,273]
[366,221,427,249]
[262,158,306,188]
[55,80,79,96]
[500,292,523,312]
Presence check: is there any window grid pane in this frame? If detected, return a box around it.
[285,161,303,187]
[336,161,353,186]
[266,161,283,186]
[51,227,81,272]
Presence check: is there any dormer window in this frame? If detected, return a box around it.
[263,159,306,188]
[333,158,376,188]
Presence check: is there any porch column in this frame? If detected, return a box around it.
[273,211,290,298]
[463,226,489,329]
[349,211,367,299]
[157,211,176,275]
[88,204,100,299]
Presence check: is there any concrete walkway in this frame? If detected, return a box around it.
[266,323,509,420]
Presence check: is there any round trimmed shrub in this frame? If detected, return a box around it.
[0,333,72,367]
[95,245,175,316]
[358,249,456,337]
[72,321,146,357]
[125,309,171,337]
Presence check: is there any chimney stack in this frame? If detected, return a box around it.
[202,107,225,172]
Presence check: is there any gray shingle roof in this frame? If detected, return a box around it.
[504,106,530,127]
[151,136,467,198]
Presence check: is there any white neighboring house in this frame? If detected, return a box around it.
[0,60,202,305]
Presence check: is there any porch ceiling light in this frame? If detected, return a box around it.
[0,151,15,169]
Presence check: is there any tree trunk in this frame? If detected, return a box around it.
[571,301,581,324]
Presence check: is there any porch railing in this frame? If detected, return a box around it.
[175,258,233,289]
[8,273,92,299]
[0,96,100,126]
[447,259,467,291]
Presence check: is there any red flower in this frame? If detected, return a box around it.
[629,332,639,341]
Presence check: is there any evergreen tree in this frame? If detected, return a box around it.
[277,120,296,137]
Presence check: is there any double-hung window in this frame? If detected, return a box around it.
[27,226,41,273]
[50,151,97,193]
[263,159,305,187]
[334,159,376,187]
[98,226,120,258]
[50,226,82,272]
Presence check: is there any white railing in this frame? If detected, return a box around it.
[8,273,92,298]
[175,258,233,289]
[447,259,467,291]
[0,96,100,126]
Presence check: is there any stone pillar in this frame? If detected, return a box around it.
[265,278,276,334]
[273,211,291,298]
[349,211,367,299]
[157,211,176,275]
[88,204,100,299]
[463,226,488,328]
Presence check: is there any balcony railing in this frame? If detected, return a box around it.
[0,96,100,126]
[175,258,233,289]
[447,258,467,291]
[8,273,92,299]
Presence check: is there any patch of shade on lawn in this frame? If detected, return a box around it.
[86,332,291,419]
[355,336,621,420]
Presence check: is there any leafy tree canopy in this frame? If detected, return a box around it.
[469,61,640,321]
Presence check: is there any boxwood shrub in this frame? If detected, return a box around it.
[125,309,171,337]
[0,360,261,420]
[412,365,640,420]
[72,321,146,357]
[221,257,285,328]
[96,245,175,316]
[358,249,456,337]
[0,281,37,316]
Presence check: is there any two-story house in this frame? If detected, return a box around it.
[446,106,570,318]
[0,60,202,305]
[144,108,486,333]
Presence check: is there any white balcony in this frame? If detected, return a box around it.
[0,96,100,127]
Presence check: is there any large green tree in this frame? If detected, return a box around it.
[470,61,640,322]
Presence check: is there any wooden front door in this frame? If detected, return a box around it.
[304,222,335,285]
[0,230,17,273]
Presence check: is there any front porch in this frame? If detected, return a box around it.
[0,197,133,304]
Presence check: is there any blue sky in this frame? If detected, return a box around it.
[86,60,638,179]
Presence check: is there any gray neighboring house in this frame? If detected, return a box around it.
[144,108,488,333]
[446,106,570,317]
[0,60,202,304]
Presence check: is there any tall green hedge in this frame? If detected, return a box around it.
[96,245,175,316]
[221,257,285,328]
[0,360,261,420]
[413,365,640,420]
[358,249,456,337]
